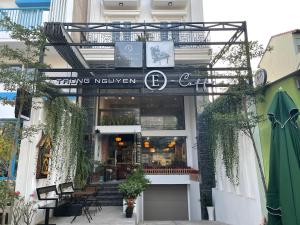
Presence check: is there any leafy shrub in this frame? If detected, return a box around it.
[118,168,150,199]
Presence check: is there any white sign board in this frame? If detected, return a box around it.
[146,42,175,68]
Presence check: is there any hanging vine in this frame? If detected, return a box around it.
[203,91,243,184]
[201,41,268,191]
[44,97,87,184]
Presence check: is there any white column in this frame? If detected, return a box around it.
[190,0,204,22]
[49,0,67,22]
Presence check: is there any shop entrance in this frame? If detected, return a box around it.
[100,134,137,180]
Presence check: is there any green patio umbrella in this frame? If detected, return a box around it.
[267,89,300,225]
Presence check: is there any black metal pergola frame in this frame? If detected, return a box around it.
[42,21,252,97]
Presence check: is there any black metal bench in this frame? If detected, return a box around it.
[58,182,75,199]
[37,184,82,223]
[58,182,96,223]
[36,185,63,225]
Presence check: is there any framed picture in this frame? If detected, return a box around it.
[115,42,143,68]
[146,41,175,67]
[36,133,52,179]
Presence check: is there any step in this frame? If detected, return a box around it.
[99,200,123,206]
[99,186,120,190]
[96,195,123,201]
[96,192,123,197]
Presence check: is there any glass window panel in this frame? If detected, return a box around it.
[141,136,187,168]
[98,96,140,125]
[141,96,185,130]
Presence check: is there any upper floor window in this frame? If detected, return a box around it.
[98,96,140,126]
[141,96,185,130]
[295,38,300,53]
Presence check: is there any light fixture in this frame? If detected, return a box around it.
[144,141,150,148]
[119,2,123,6]
[149,148,156,153]
[118,141,125,146]
[163,148,169,152]
[168,1,173,6]
[115,136,122,142]
[168,141,176,148]
[131,97,135,100]
[118,97,122,100]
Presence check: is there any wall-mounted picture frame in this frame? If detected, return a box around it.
[146,41,175,68]
[115,42,143,68]
[36,133,52,179]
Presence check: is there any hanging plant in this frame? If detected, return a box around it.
[203,93,243,184]
[44,97,87,184]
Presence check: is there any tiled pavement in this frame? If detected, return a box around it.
[140,221,230,225]
[49,206,230,225]
[50,206,135,225]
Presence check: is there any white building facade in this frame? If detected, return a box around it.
[1,1,263,224]
[0,0,211,223]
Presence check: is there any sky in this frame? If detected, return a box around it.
[203,0,300,49]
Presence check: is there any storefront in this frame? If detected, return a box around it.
[41,21,252,221]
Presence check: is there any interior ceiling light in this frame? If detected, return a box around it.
[118,141,125,146]
[149,148,156,153]
[119,2,124,6]
[115,137,122,142]
[168,1,173,6]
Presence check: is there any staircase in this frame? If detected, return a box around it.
[95,181,124,206]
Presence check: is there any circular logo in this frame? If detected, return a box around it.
[125,44,133,52]
[144,70,167,91]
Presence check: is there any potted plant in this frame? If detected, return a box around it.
[202,192,215,221]
[118,168,150,218]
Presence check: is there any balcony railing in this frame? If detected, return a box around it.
[79,22,209,49]
[0,8,49,31]
[143,167,199,175]
[98,108,140,126]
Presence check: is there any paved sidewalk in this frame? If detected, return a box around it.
[50,206,135,225]
[140,221,230,225]
[50,206,230,225]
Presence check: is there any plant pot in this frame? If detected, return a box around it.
[126,198,135,208]
[206,206,215,221]
[125,206,134,218]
